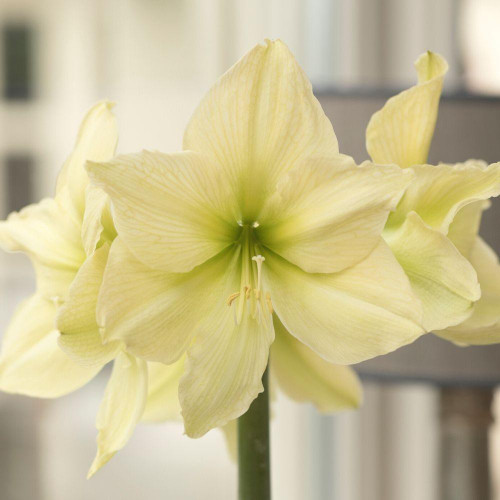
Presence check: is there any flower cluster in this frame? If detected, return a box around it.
[0,41,499,476]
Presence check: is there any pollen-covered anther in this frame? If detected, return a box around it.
[265,292,273,314]
[227,292,240,306]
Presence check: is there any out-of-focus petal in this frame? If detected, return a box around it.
[56,101,118,218]
[386,211,480,331]
[81,184,116,256]
[0,197,85,300]
[388,162,500,233]
[87,351,147,477]
[0,295,101,397]
[271,318,362,412]
[436,237,500,344]
[142,357,184,422]
[57,244,121,367]
[366,51,448,167]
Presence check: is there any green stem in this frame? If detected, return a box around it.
[238,367,271,500]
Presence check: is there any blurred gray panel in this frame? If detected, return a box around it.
[318,93,500,386]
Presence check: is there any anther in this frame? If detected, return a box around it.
[266,292,273,314]
[227,292,240,306]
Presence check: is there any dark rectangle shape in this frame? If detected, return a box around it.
[2,24,33,100]
[4,153,34,216]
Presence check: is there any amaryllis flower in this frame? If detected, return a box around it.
[0,103,174,476]
[366,51,500,337]
[88,40,424,439]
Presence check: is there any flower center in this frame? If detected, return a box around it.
[227,224,273,324]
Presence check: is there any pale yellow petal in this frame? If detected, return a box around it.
[81,184,116,256]
[0,197,85,300]
[386,212,480,331]
[263,240,424,366]
[57,244,121,367]
[142,358,184,422]
[88,351,147,478]
[366,51,448,167]
[183,39,338,218]
[271,318,362,412]
[0,295,101,398]
[179,296,274,438]
[97,238,238,364]
[87,151,238,273]
[258,155,412,273]
[447,200,490,258]
[437,237,500,344]
[56,101,118,218]
[388,162,500,233]
[178,253,274,438]
[220,419,237,462]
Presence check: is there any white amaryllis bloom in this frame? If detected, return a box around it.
[366,51,500,336]
[88,40,424,439]
[0,103,171,476]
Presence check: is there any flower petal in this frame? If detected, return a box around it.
[56,101,118,218]
[0,197,85,299]
[258,155,412,273]
[88,351,147,477]
[183,39,338,218]
[81,184,116,256]
[263,239,424,366]
[87,151,238,273]
[388,161,500,233]
[0,295,101,398]
[142,358,184,422]
[179,296,274,438]
[436,237,500,344]
[386,212,480,331]
[366,51,448,167]
[220,420,237,462]
[97,238,238,364]
[57,244,121,367]
[447,200,490,258]
[271,317,362,412]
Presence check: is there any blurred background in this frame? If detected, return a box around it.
[1,0,500,499]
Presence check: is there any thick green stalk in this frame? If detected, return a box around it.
[237,367,271,500]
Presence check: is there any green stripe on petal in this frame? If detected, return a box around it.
[87,151,239,273]
[183,39,338,219]
[258,155,412,273]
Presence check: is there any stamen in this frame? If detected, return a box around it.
[252,255,265,295]
[244,285,252,299]
[227,292,240,306]
[252,221,260,228]
[266,292,273,314]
